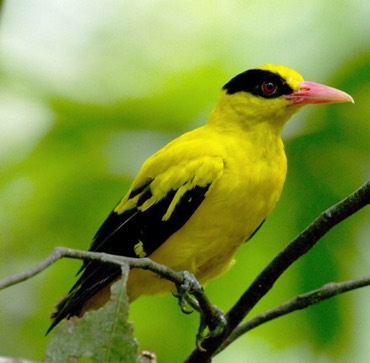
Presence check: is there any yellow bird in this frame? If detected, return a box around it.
[48,64,353,331]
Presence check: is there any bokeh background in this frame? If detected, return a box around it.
[0,1,369,362]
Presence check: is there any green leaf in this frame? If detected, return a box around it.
[44,265,139,363]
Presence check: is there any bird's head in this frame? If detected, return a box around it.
[217,64,353,131]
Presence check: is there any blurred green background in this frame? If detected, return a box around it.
[0,1,369,362]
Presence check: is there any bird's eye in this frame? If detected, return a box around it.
[261,81,277,96]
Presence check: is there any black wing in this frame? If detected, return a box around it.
[48,178,210,332]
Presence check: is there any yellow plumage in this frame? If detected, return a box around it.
[49,64,353,330]
[123,65,302,299]
[126,115,287,298]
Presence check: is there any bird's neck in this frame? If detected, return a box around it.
[204,106,287,167]
[206,103,284,139]
[207,92,300,138]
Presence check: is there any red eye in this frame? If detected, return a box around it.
[261,81,277,95]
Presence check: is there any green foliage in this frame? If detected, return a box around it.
[45,266,139,363]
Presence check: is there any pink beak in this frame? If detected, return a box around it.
[284,81,354,105]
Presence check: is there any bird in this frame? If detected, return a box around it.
[48,64,353,333]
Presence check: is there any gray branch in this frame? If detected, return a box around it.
[217,275,370,353]
[0,247,184,291]
[0,247,218,339]
[185,179,369,362]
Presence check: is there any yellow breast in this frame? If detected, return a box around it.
[127,124,287,299]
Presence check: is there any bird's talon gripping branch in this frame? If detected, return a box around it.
[179,299,194,315]
[171,291,193,314]
[208,307,227,338]
[196,317,208,352]
[175,271,203,314]
[196,306,227,351]
[181,271,203,293]
[195,325,206,352]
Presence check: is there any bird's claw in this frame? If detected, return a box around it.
[178,294,194,314]
[173,271,227,351]
[174,271,202,314]
[196,306,227,351]
[209,307,227,337]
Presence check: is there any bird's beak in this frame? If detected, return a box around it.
[284,81,354,106]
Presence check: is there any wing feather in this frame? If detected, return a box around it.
[49,154,224,330]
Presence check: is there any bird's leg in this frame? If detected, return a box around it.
[174,271,228,349]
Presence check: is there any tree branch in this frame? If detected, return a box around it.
[0,247,219,340]
[184,179,369,362]
[217,275,370,353]
[0,247,181,291]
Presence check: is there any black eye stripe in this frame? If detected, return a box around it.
[222,69,294,99]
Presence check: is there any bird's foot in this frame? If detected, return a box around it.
[196,306,227,351]
[173,271,202,314]
[173,271,227,350]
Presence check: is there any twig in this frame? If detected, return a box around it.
[184,179,369,362]
[217,276,370,353]
[0,247,219,340]
[0,247,181,290]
